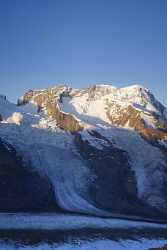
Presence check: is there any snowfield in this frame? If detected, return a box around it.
[0,213,167,230]
[0,239,167,250]
[0,214,167,250]
[59,84,163,128]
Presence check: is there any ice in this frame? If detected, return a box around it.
[0,239,167,250]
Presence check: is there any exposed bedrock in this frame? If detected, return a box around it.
[18,86,83,132]
[46,103,83,132]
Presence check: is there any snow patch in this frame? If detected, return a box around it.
[7,112,23,125]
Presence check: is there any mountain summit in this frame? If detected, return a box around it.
[0,83,167,219]
[18,84,167,136]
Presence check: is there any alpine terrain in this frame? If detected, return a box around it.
[0,84,167,249]
[0,83,167,219]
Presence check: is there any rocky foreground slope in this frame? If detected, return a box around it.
[0,84,167,219]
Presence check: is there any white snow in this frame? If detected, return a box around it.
[0,212,167,250]
[7,112,23,125]
[93,126,167,209]
[0,84,166,215]
[0,213,167,230]
[0,238,167,250]
[58,84,163,130]
[80,130,109,150]
[0,99,107,215]
[0,121,104,215]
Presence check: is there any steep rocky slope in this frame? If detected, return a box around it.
[0,84,167,219]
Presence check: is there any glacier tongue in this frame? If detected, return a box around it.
[25,144,107,215]
[0,102,108,215]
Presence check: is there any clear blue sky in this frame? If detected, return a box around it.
[0,0,167,105]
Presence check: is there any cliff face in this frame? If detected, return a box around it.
[53,104,83,132]
[106,103,167,142]
[106,104,146,130]
[18,86,83,132]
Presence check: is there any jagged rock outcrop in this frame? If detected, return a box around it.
[18,85,83,132]
[18,84,167,137]
[0,138,58,211]
[106,104,146,130]
[53,104,83,132]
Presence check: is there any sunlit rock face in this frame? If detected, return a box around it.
[0,83,167,219]
[18,86,83,132]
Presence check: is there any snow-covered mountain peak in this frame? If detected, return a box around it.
[121,84,147,92]
[1,83,167,218]
[69,84,163,115]
[16,83,167,133]
[119,84,149,100]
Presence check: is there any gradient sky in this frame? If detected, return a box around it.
[0,0,167,104]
